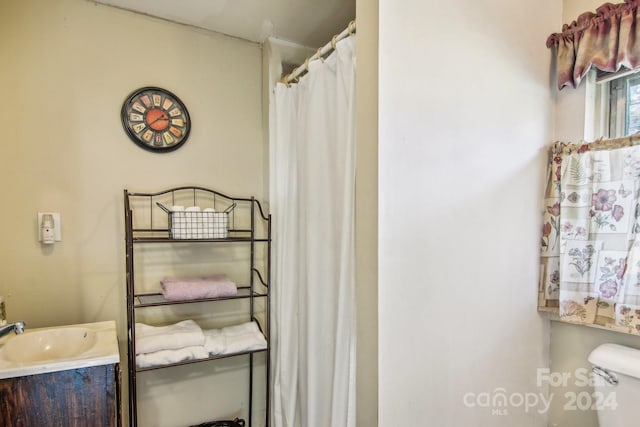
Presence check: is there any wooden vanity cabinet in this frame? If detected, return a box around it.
[0,364,119,427]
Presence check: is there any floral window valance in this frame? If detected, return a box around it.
[547,0,640,89]
[538,135,640,334]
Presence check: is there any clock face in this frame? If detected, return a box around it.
[121,87,191,152]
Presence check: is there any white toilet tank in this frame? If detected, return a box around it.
[588,343,640,427]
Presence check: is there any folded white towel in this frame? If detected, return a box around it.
[212,212,228,239]
[225,330,267,354]
[221,321,261,336]
[135,320,205,355]
[170,208,186,239]
[136,345,209,368]
[203,329,225,355]
[202,210,213,238]
[203,321,267,356]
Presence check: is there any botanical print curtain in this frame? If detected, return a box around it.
[546,0,640,89]
[539,137,640,334]
[269,36,356,427]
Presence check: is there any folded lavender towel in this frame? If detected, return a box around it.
[161,274,238,301]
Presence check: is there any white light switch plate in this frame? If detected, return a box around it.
[37,212,62,242]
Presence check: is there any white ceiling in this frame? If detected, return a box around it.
[94,0,355,47]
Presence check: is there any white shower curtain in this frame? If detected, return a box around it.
[269,36,356,427]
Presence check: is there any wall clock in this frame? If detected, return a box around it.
[121,87,191,152]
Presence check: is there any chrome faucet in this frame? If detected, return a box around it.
[0,321,26,338]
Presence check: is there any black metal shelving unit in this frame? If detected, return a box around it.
[124,187,271,427]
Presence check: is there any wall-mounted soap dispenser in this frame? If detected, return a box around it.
[38,212,61,244]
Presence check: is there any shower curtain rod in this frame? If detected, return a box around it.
[281,20,356,85]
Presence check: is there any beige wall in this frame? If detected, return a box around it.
[548,1,640,426]
[355,0,378,425]
[0,0,264,425]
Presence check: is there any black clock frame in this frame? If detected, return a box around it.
[121,86,191,153]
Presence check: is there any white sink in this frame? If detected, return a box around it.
[2,327,98,363]
[0,321,119,379]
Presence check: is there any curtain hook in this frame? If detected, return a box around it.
[304,58,309,71]
[316,48,324,62]
[331,35,338,50]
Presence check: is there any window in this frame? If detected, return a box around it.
[590,68,640,139]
